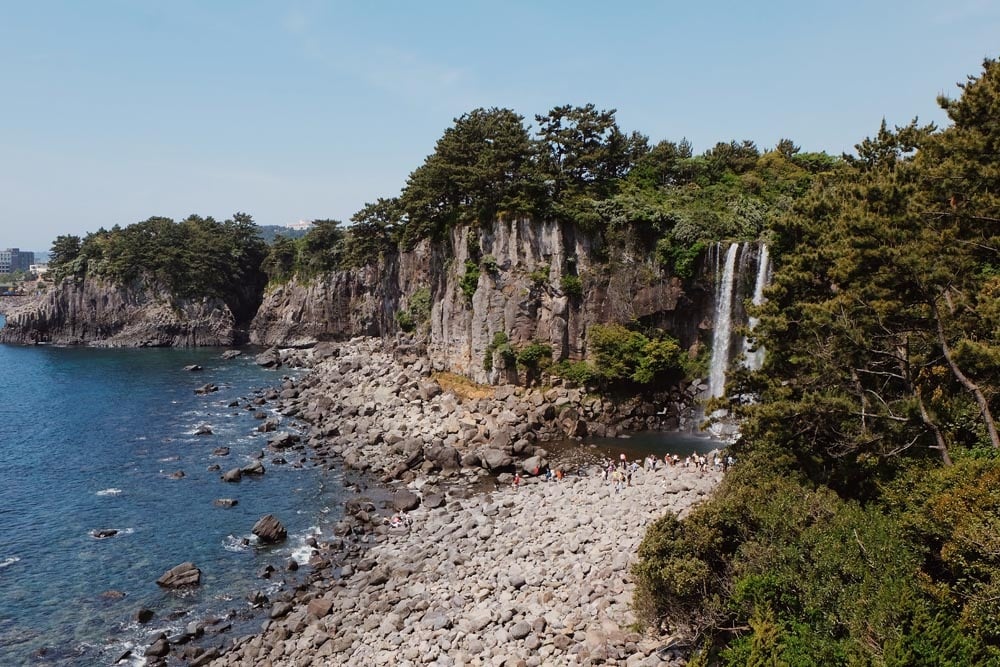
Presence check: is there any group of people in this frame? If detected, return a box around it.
[601,450,735,492]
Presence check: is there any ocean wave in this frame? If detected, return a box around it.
[288,526,321,565]
[0,556,20,570]
[96,488,123,497]
[222,534,254,553]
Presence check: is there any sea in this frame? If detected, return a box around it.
[0,314,726,665]
[0,318,350,666]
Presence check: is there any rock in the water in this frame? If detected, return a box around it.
[267,432,301,450]
[156,562,201,588]
[212,446,230,457]
[393,490,421,512]
[221,350,242,360]
[144,636,169,658]
[255,347,282,368]
[183,364,203,372]
[213,498,238,508]
[241,460,265,476]
[195,424,213,436]
[135,608,155,624]
[91,528,118,539]
[194,383,218,395]
[221,467,242,483]
[252,514,287,543]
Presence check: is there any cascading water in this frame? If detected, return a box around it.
[742,244,770,370]
[707,242,740,398]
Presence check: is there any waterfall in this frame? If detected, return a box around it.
[707,242,740,398]
[742,244,770,371]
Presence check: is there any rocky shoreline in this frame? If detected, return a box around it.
[133,337,721,666]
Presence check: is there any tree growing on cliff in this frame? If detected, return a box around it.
[399,107,538,247]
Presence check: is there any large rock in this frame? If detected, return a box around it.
[392,490,421,512]
[424,443,461,470]
[156,562,201,588]
[255,347,282,368]
[522,455,548,476]
[267,432,301,450]
[221,467,242,483]
[480,448,514,470]
[252,514,287,543]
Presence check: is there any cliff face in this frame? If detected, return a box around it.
[0,277,237,347]
[250,218,716,384]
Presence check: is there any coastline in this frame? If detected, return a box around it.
[170,338,720,667]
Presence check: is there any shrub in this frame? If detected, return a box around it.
[560,274,583,298]
[483,331,515,371]
[395,309,415,332]
[529,264,550,287]
[460,260,481,302]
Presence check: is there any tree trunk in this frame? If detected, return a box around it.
[932,297,1000,449]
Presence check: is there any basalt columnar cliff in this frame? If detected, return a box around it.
[0,278,239,347]
[249,219,763,386]
[0,218,771,392]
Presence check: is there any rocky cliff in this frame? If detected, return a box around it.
[250,218,717,385]
[0,277,238,347]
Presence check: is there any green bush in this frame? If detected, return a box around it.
[551,360,599,387]
[459,260,481,302]
[529,264,550,287]
[395,309,415,332]
[516,342,552,369]
[588,323,681,386]
[560,274,583,298]
[483,331,515,371]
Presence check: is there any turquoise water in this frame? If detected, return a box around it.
[0,332,347,665]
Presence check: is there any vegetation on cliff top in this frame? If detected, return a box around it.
[47,213,267,322]
[261,104,837,282]
[633,58,1000,664]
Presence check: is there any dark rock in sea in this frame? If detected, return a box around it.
[271,457,287,465]
[156,562,201,588]
[253,411,268,420]
[213,498,238,508]
[167,470,186,480]
[241,460,265,476]
[190,646,220,666]
[252,514,287,543]
[258,564,275,579]
[101,589,127,599]
[91,528,118,539]
[267,432,300,450]
[206,463,221,471]
[194,383,218,395]
[286,558,298,571]
[135,608,155,624]
[221,468,242,483]
[227,400,239,408]
[255,347,282,368]
[221,350,242,360]
[144,634,170,658]
[212,446,230,456]
[195,424,213,436]
[248,590,269,606]
[182,364,203,372]
[257,419,279,433]
[393,490,421,512]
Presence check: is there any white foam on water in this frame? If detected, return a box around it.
[222,534,255,553]
[96,488,123,497]
[288,526,321,565]
[0,556,20,569]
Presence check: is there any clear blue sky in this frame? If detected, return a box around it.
[1,1,997,251]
